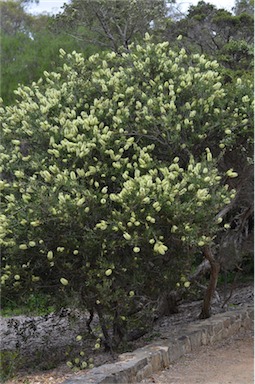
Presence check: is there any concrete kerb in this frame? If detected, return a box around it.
[62,305,254,384]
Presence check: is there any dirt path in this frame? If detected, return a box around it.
[141,328,254,384]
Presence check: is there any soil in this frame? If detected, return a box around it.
[4,282,254,384]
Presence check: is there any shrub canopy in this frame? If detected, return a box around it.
[0,36,253,346]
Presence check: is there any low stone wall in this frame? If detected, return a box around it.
[62,304,254,384]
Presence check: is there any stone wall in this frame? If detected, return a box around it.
[62,304,254,384]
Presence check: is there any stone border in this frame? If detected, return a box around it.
[62,305,254,384]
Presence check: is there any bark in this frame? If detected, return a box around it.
[199,246,220,319]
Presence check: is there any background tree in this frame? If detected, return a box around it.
[234,0,254,15]
[52,0,170,52]
[0,0,34,35]
[162,1,254,73]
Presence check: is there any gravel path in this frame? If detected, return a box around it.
[141,328,254,384]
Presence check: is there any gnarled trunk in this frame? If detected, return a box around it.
[199,246,220,319]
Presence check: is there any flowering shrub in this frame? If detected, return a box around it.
[1,35,253,348]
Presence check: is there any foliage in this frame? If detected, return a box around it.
[0,350,23,382]
[66,354,95,372]
[1,292,54,317]
[0,38,253,348]
[2,1,253,106]
[1,28,97,105]
[218,40,253,72]
[0,1,98,105]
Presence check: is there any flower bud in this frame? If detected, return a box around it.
[47,251,54,261]
[123,232,131,240]
[19,244,27,250]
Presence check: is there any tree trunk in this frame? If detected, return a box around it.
[95,303,113,352]
[199,246,220,319]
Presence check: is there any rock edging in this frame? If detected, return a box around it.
[62,304,254,384]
